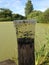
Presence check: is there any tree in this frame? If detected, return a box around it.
[0,8,12,21]
[0,8,12,18]
[25,0,33,17]
[0,8,5,18]
[43,8,49,23]
[12,14,26,20]
[4,9,12,18]
[27,10,42,19]
[38,8,49,23]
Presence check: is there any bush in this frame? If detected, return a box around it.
[0,17,12,21]
[12,14,26,20]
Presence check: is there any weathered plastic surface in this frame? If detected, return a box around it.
[0,22,18,65]
[14,20,36,65]
[14,20,35,38]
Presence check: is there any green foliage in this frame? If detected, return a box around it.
[12,14,26,20]
[27,8,49,23]
[0,8,12,21]
[3,9,12,18]
[25,0,33,16]
[42,8,49,23]
[0,8,12,18]
[0,17,12,21]
[35,44,49,65]
[35,28,49,65]
[27,10,42,21]
[37,9,49,23]
[0,8,26,21]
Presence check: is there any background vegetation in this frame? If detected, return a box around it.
[0,8,26,21]
[0,0,49,23]
[35,23,49,65]
[25,0,49,23]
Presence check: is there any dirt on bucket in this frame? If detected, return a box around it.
[0,59,16,65]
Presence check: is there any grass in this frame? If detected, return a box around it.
[35,23,49,65]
